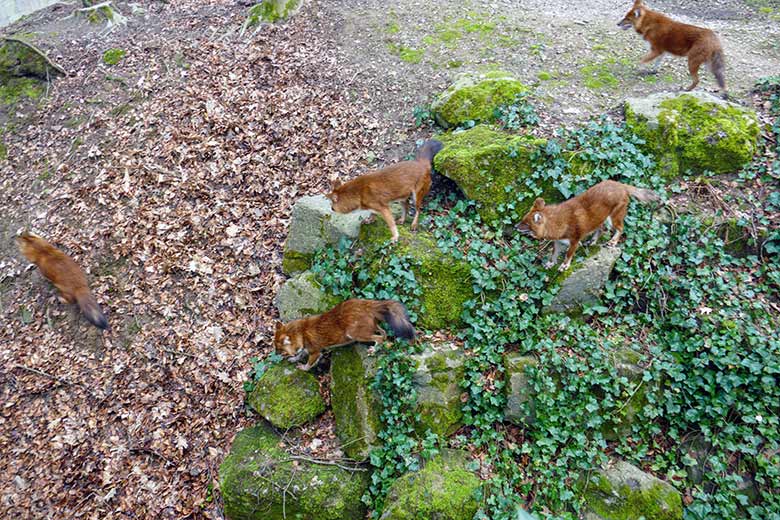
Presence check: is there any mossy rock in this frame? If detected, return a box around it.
[601,347,655,441]
[543,246,622,316]
[275,271,340,322]
[330,344,383,460]
[358,222,473,330]
[503,353,538,425]
[431,71,528,128]
[0,39,58,80]
[411,343,465,437]
[331,344,467,460]
[379,449,481,520]
[625,92,760,178]
[282,195,371,275]
[583,460,682,520]
[434,124,548,223]
[220,424,369,520]
[246,363,325,429]
[245,0,303,26]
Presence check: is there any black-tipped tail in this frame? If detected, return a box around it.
[77,291,109,330]
[711,49,726,92]
[415,140,444,164]
[381,300,416,340]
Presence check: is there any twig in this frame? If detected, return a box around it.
[129,445,171,463]
[0,36,67,76]
[13,364,78,387]
[282,455,368,472]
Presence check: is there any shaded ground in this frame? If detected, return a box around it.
[0,0,777,518]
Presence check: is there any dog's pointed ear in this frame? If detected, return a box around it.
[533,197,545,209]
[275,322,283,332]
[332,180,342,190]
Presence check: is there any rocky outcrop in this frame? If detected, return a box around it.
[625,92,760,178]
[275,271,339,321]
[434,124,546,223]
[431,71,528,129]
[282,195,371,274]
[220,425,369,520]
[379,450,481,520]
[544,246,622,315]
[583,460,682,520]
[246,363,325,429]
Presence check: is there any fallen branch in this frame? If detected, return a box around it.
[13,364,77,387]
[0,36,67,76]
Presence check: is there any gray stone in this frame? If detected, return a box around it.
[281,195,371,274]
[544,246,621,315]
[379,449,481,520]
[330,343,467,460]
[602,347,653,441]
[246,362,325,429]
[220,424,369,520]
[274,271,338,322]
[583,460,683,520]
[503,353,538,426]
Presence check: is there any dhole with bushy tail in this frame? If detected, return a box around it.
[274,299,415,371]
[327,140,444,242]
[16,232,109,330]
[517,180,660,271]
[618,0,726,96]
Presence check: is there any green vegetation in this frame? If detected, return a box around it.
[387,44,424,64]
[0,77,43,105]
[102,48,126,66]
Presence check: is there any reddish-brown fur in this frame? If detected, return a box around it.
[327,140,443,242]
[274,299,415,370]
[517,180,660,271]
[16,232,109,330]
[618,0,726,95]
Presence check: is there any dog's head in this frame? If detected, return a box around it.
[516,198,548,238]
[326,181,360,214]
[273,322,302,358]
[618,0,644,30]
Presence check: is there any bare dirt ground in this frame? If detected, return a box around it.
[0,0,777,518]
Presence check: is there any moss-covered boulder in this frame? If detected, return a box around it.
[358,222,473,330]
[245,0,304,25]
[282,195,371,275]
[431,71,528,128]
[434,125,547,223]
[583,460,682,520]
[379,449,481,520]
[246,363,325,429]
[601,347,654,441]
[220,424,369,520]
[330,344,383,460]
[411,343,465,437]
[543,246,622,315]
[331,344,467,460]
[625,92,760,178]
[275,271,339,321]
[504,353,538,426]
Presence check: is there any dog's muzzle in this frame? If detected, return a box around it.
[617,20,632,30]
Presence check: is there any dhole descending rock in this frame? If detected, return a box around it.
[517,180,660,271]
[618,0,726,96]
[274,299,415,371]
[16,232,109,330]
[326,140,443,242]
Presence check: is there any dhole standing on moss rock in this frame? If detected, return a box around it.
[618,0,727,96]
[16,232,109,330]
[326,140,444,242]
[274,299,415,371]
[517,180,660,272]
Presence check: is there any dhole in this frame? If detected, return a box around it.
[618,0,726,96]
[274,299,415,371]
[16,232,109,330]
[327,140,444,242]
[517,180,660,271]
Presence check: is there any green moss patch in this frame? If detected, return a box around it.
[434,124,548,222]
[0,76,43,105]
[102,48,126,66]
[220,424,369,520]
[246,362,325,429]
[431,71,528,128]
[245,0,302,26]
[379,450,481,520]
